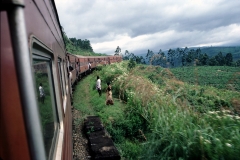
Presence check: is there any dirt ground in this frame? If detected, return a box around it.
[72,108,91,160]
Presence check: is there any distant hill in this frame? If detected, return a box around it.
[201,46,240,61]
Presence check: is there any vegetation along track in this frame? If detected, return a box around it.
[71,62,240,159]
[72,75,94,159]
[72,73,119,159]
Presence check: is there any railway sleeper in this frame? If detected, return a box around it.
[84,116,121,160]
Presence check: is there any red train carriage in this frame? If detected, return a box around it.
[114,55,122,63]
[70,55,123,85]
[109,56,114,64]
[1,0,72,160]
[67,52,78,85]
[75,55,89,74]
[1,0,122,160]
[91,58,97,68]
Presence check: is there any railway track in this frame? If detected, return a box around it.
[84,116,121,160]
[72,110,121,159]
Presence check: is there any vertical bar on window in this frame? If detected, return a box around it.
[7,6,46,160]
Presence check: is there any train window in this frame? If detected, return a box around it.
[32,54,59,159]
[63,61,68,95]
[72,62,75,69]
[62,61,67,96]
[58,58,68,112]
[58,58,65,97]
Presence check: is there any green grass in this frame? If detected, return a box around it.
[171,66,240,92]
[72,70,126,121]
[73,61,240,159]
[34,72,56,157]
[35,73,54,129]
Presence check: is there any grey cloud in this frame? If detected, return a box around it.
[55,0,240,54]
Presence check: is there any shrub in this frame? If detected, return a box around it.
[128,59,136,70]
[118,141,142,160]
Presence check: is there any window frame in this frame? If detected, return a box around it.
[57,57,68,113]
[30,36,63,160]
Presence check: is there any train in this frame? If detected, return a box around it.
[0,0,122,160]
[66,53,122,88]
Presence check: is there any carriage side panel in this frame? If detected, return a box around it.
[0,12,31,160]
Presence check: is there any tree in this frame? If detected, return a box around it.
[215,52,225,65]
[139,56,146,64]
[154,49,166,67]
[167,49,175,67]
[68,38,93,52]
[123,50,130,60]
[225,53,233,66]
[209,57,218,66]
[185,49,193,65]
[195,48,201,60]
[181,47,189,66]
[236,59,240,67]
[128,58,136,70]
[175,48,181,66]
[146,49,154,64]
[123,51,145,64]
[198,53,209,66]
[115,46,121,55]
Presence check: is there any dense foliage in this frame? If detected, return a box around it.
[122,47,240,69]
[145,47,240,67]
[123,50,146,64]
[73,61,240,159]
[201,46,240,60]
[61,26,107,56]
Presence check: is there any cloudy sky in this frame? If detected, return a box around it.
[55,0,240,55]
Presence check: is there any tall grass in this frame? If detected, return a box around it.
[74,61,240,159]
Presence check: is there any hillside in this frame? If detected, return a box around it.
[201,46,240,61]
[73,61,240,159]
[62,30,108,56]
[171,66,240,92]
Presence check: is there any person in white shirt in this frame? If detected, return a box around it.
[68,66,73,96]
[88,62,91,70]
[39,83,45,103]
[96,76,101,96]
[88,62,92,73]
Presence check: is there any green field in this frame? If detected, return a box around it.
[171,66,240,92]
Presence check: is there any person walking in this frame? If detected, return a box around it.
[96,76,101,96]
[88,62,91,73]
